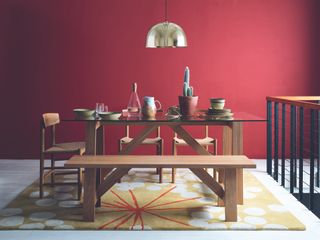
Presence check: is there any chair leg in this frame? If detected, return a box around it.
[172,141,177,183]
[118,140,122,183]
[213,139,218,155]
[159,168,163,183]
[160,140,164,155]
[118,140,122,152]
[39,153,45,198]
[214,169,218,181]
[213,140,218,177]
[50,154,55,186]
[205,145,209,173]
[156,145,160,174]
[77,150,84,200]
[158,141,164,183]
[77,168,82,200]
[172,168,176,184]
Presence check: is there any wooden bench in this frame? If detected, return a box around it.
[65,155,256,222]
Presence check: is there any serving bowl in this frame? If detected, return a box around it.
[98,111,121,120]
[73,109,95,118]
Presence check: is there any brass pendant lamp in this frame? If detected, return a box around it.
[146,0,187,48]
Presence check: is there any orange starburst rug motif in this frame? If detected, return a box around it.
[97,186,201,230]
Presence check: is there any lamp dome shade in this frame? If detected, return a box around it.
[146,21,187,48]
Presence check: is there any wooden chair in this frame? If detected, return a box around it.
[172,125,217,183]
[40,113,85,199]
[118,126,164,182]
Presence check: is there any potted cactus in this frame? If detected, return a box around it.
[178,67,198,116]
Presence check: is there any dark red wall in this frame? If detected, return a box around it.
[0,0,319,159]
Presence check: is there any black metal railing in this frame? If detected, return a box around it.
[267,96,320,216]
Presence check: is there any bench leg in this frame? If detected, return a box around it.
[83,168,96,222]
[224,168,237,222]
[237,169,243,205]
[190,168,224,200]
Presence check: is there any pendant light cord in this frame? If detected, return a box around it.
[165,0,168,22]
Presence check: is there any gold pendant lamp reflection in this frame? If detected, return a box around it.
[146,0,187,48]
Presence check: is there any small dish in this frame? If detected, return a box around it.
[98,111,121,120]
[73,109,95,118]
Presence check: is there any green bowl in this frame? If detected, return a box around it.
[209,98,225,109]
[73,109,95,118]
[99,111,121,120]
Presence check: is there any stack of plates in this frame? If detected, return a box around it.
[206,108,233,119]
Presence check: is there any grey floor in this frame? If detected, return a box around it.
[1,159,320,240]
[0,160,39,209]
[274,159,320,194]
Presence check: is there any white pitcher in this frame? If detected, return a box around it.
[142,96,161,118]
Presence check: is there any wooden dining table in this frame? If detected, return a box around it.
[62,112,265,206]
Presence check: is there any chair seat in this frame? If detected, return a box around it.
[120,137,162,145]
[173,137,216,146]
[45,141,86,154]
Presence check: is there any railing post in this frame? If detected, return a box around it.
[281,103,286,186]
[267,100,273,175]
[299,107,304,200]
[309,109,315,210]
[274,102,279,180]
[290,105,296,194]
[317,101,320,188]
[267,96,320,216]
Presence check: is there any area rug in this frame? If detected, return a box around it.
[0,169,305,230]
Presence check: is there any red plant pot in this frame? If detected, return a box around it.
[179,96,199,116]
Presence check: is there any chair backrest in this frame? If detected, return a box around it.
[174,125,209,138]
[41,113,60,152]
[126,125,161,138]
[42,113,60,127]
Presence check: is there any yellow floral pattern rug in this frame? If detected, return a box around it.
[0,169,305,230]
